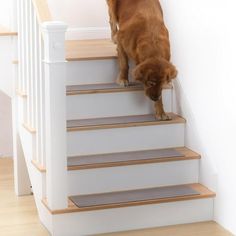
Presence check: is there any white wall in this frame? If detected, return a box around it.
[0,91,13,157]
[0,0,14,29]
[160,0,236,234]
[47,0,109,28]
[0,0,15,158]
[47,0,110,39]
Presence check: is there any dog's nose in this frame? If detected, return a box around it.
[150,94,162,102]
[150,95,159,101]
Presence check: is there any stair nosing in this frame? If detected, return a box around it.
[42,183,216,214]
[67,113,186,132]
[0,25,17,36]
[66,83,172,96]
[68,147,201,171]
[65,39,117,61]
[66,55,117,61]
[17,83,172,97]
[68,156,200,171]
[32,147,200,173]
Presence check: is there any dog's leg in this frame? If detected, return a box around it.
[106,0,118,43]
[155,96,172,121]
[116,43,129,87]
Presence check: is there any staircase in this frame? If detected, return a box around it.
[12,0,216,235]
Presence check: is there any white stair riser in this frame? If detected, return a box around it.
[52,198,214,236]
[67,124,185,156]
[66,59,139,86]
[67,89,172,120]
[67,60,119,86]
[68,160,199,195]
[19,127,46,199]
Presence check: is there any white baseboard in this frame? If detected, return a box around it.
[0,155,13,158]
[66,27,111,40]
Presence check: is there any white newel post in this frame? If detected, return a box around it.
[42,22,68,210]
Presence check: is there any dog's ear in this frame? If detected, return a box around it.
[133,64,145,82]
[165,63,178,82]
[132,60,153,83]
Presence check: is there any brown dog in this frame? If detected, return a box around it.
[106,0,177,120]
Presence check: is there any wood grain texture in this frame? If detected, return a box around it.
[31,160,46,172]
[17,82,172,98]
[0,159,231,236]
[0,158,50,236]
[68,147,201,171]
[65,39,117,61]
[99,221,233,236]
[67,82,173,96]
[42,184,215,214]
[16,89,27,98]
[70,185,201,208]
[30,147,200,172]
[14,39,116,63]
[32,0,52,23]
[0,25,17,36]
[67,113,186,132]
[22,123,36,133]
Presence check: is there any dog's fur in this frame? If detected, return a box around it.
[106,0,177,120]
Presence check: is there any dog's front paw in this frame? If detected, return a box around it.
[116,75,129,87]
[155,112,172,121]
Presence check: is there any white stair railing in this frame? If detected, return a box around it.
[17,0,68,210]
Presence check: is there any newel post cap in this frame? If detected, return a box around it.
[42,21,68,33]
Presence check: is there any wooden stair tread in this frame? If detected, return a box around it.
[65,39,117,61]
[32,147,200,172]
[68,147,201,170]
[67,113,186,132]
[70,185,200,208]
[42,184,216,214]
[14,39,116,63]
[66,82,172,95]
[0,25,17,36]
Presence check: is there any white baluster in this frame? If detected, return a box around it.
[14,0,32,196]
[25,0,31,125]
[34,12,41,164]
[29,1,36,130]
[17,0,22,92]
[40,34,46,167]
[21,0,27,124]
[42,21,68,210]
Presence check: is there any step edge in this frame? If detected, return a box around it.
[66,84,173,96]
[22,123,37,133]
[17,84,172,97]
[68,156,201,171]
[12,54,117,64]
[65,39,117,61]
[31,148,200,173]
[42,184,215,215]
[32,160,46,172]
[67,113,186,132]
[0,25,17,36]
[66,55,117,61]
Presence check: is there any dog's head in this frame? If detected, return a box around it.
[133,58,177,101]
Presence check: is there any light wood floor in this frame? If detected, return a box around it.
[0,158,233,236]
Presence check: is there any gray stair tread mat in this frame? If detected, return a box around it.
[67,82,142,92]
[68,148,183,167]
[69,185,200,208]
[67,113,179,128]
